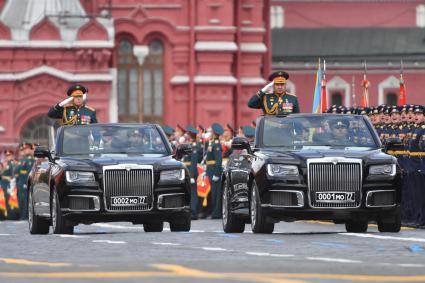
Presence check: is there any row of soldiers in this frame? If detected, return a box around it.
[327,104,425,226]
[161,123,255,220]
[0,143,36,220]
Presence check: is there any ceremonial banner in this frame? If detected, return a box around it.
[8,178,19,210]
[0,185,7,218]
[399,74,406,106]
[197,165,211,207]
[312,59,322,113]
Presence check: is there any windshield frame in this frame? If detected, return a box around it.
[55,124,172,157]
[256,114,381,150]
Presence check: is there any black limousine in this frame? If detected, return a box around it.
[222,114,402,234]
[28,124,192,234]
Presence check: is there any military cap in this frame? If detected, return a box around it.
[390,107,400,114]
[211,123,224,136]
[67,84,88,97]
[414,106,424,114]
[185,125,198,135]
[268,71,289,84]
[408,104,415,112]
[241,126,255,138]
[329,119,349,129]
[373,108,379,114]
[161,125,175,136]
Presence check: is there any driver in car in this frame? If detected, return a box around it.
[328,119,351,145]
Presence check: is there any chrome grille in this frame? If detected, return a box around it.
[103,165,153,211]
[307,158,362,208]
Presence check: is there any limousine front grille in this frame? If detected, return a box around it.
[103,165,154,212]
[307,158,362,208]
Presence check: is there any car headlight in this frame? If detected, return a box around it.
[66,171,95,183]
[160,169,185,181]
[369,164,396,176]
[267,164,299,177]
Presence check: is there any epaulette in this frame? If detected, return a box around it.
[85,105,96,111]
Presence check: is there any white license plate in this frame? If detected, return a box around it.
[111,196,147,206]
[315,192,355,203]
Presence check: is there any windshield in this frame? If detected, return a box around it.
[262,115,378,150]
[60,125,169,156]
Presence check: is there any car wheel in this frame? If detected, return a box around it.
[170,214,191,232]
[143,222,164,232]
[222,178,245,233]
[378,208,401,233]
[345,220,368,233]
[51,189,74,235]
[28,187,49,235]
[250,182,274,234]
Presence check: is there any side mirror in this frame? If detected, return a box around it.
[34,146,52,161]
[175,144,192,160]
[232,137,251,153]
[383,137,405,152]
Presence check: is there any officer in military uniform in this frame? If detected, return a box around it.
[181,125,202,220]
[48,84,97,125]
[14,143,34,220]
[204,123,223,219]
[248,71,300,115]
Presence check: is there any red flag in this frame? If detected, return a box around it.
[398,74,406,106]
[320,77,327,113]
[196,165,211,207]
[361,75,370,108]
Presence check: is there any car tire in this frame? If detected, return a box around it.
[378,208,401,233]
[28,187,49,235]
[51,189,74,235]
[222,178,245,233]
[250,182,274,234]
[345,220,368,233]
[170,214,191,232]
[143,222,164,232]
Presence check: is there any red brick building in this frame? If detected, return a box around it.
[270,0,425,112]
[0,0,270,147]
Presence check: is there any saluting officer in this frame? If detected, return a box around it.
[48,84,97,125]
[181,125,202,220]
[248,71,300,115]
[205,123,223,219]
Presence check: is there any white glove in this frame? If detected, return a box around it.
[212,175,220,182]
[261,81,274,93]
[190,178,195,184]
[58,97,73,107]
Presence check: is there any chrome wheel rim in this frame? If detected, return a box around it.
[251,185,257,229]
[28,192,33,230]
[52,191,57,232]
[222,180,228,226]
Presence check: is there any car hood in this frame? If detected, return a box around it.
[257,148,395,167]
[57,155,182,172]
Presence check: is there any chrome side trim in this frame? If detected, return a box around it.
[366,190,396,208]
[261,190,304,208]
[157,193,188,210]
[62,195,100,212]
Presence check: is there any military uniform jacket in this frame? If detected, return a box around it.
[205,139,222,177]
[1,161,14,189]
[182,142,202,180]
[48,103,97,125]
[248,90,300,115]
[14,156,34,187]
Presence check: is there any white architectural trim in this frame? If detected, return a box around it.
[195,41,237,51]
[109,68,118,123]
[176,26,190,31]
[133,45,149,65]
[0,40,113,48]
[0,65,113,82]
[194,76,237,85]
[378,75,399,105]
[170,75,190,85]
[195,26,236,31]
[240,77,267,85]
[240,27,266,33]
[240,43,267,53]
[326,76,350,107]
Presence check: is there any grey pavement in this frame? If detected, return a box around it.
[0,220,424,283]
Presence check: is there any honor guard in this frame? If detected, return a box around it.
[181,125,202,220]
[204,123,223,219]
[248,71,300,115]
[14,143,34,220]
[48,84,97,125]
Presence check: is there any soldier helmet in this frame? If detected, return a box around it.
[67,84,88,97]
[268,71,289,84]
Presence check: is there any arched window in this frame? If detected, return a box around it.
[386,92,398,106]
[331,92,343,106]
[20,115,59,147]
[417,5,425,27]
[143,40,164,124]
[270,6,284,29]
[117,39,139,122]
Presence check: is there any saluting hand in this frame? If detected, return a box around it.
[261,81,274,94]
